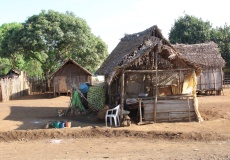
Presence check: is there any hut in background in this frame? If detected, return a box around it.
[96,25,203,123]
[49,59,92,97]
[4,69,21,78]
[0,69,30,102]
[173,42,226,95]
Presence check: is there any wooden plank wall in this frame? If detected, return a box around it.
[0,74,30,102]
[54,75,88,94]
[53,63,91,95]
[143,99,196,122]
[197,67,222,91]
[29,78,46,93]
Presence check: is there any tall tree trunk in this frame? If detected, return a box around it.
[45,71,50,92]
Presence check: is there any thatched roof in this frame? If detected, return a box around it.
[96,25,201,84]
[49,58,92,79]
[96,25,167,75]
[173,42,226,68]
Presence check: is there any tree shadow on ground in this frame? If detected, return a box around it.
[15,92,54,100]
[4,106,104,130]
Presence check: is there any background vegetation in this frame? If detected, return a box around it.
[1,11,230,79]
[0,10,108,78]
[169,14,230,68]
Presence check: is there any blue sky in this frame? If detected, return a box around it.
[0,0,230,52]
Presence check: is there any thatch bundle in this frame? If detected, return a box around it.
[173,42,226,68]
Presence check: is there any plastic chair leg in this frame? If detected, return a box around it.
[105,116,108,127]
[110,117,112,126]
[117,117,120,126]
[114,117,117,127]
[105,115,120,127]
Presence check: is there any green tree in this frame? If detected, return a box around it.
[74,35,108,72]
[0,23,42,77]
[0,58,11,76]
[20,10,108,77]
[169,14,212,44]
[0,23,24,72]
[211,25,230,68]
[22,58,44,77]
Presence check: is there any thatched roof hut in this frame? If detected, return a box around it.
[173,42,226,94]
[96,25,201,84]
[96,25,203,123]
[174,42,225,68]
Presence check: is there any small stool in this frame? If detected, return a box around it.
[121,110,131,127]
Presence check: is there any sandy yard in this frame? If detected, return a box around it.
[0,89,230,159]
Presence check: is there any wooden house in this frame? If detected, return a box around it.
[173,42,226,95]
[49,59,92,97]
[96,25,203,123]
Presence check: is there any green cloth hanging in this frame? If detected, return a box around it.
[71,91,85,112]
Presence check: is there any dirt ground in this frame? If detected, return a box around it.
[0,89,230,159]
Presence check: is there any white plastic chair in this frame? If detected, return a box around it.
[105,105,120,127]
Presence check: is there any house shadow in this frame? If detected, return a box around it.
[14,92,54,100]
[4,105,104,130]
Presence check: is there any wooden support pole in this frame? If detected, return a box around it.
[221,67,224,95]
[53,80,56,97]
[154,52,158,123]
[138,98,143,124]
[120,72,125,120]
[212,68,216,95]
[108,84,111,105]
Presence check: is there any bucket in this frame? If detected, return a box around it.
[79,83,89,93]
[65,121,71,128]
[59,121,65,128]
[53,121,60,128]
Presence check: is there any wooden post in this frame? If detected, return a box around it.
[108,84,111,104]
[89,75,92,85]
[187,97,191,122]
[138,98,142,124]
[120,72,125,121]
[154,52,158,123]
[221,67,224,95]
[212,67,216,95]
[53,79,56,97]
[200,72,202,91]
